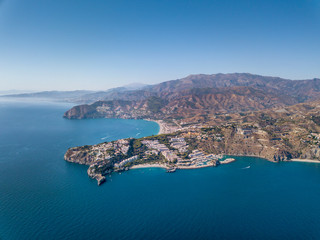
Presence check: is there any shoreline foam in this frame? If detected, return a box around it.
[290,159,320,163]
[130,162,221,170]
[130,163,169,170]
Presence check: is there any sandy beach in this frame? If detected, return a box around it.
[143,119,171,135]
[290,159,320,163]
[154,120,166,135]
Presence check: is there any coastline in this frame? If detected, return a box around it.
[127,157,320,172]
[226,154,277,163]
[143,119,169,135]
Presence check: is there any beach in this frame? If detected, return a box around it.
[144,119,173,135]
[154,120,166,135]
[290,159,320,163]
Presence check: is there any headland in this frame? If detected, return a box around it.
[63,73,320,185]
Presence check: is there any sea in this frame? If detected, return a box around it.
[1,99,320,240]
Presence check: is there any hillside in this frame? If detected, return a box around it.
[145,73,320,101]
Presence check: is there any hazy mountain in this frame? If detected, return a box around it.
[1,83,150,103]
[0,90,36,96]
[1,90,95,101]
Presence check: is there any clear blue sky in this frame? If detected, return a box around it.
[0,0,319,91]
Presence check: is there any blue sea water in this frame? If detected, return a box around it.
[1,100,320,240]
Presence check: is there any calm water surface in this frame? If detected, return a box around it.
[1,100,320,240]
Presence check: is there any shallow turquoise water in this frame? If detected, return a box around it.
[1,100,320,239]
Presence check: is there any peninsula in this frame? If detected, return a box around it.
[63,73,320,185]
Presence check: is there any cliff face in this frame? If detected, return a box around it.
[64,100,151,119]
[63,102,105,119]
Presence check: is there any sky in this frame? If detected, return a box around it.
[0,0,320,91]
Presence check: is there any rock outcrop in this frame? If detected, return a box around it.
[65,146,113,185]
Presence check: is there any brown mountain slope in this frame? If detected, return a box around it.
[64,73,320,120]
[145,73,320,102]
[64,73,320,104]
[64,86,298,120]
[164,87,296,112]
[146,73,289,92]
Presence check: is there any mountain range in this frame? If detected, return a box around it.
[63,73,320,120]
